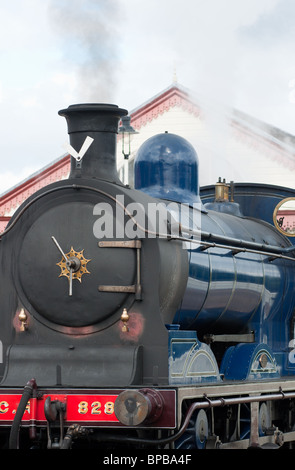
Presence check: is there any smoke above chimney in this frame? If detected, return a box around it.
[48,0,121,103]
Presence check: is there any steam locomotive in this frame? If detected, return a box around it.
[1,103,295,449]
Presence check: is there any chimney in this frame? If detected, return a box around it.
[58,103,128,183]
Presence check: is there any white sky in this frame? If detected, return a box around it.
[0,0,295,194]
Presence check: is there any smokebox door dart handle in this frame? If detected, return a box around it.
[51,236,73,296]
[51,236,68,262]
[69,267,73,297]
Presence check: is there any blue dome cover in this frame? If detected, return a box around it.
[134,133,200,205]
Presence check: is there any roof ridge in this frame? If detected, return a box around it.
[0,153,69,200]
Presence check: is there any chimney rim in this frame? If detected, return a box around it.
[58,103,128,118]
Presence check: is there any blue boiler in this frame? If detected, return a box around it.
[176,207,295,348]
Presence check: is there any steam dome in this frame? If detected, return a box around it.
[134,133,200,205]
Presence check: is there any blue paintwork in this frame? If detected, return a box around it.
[134,133,295,383]
[201,182,295,241]
[172,204,295,380]
[134,133,201,205]
[220,343,279,381]
[167,325,221,384]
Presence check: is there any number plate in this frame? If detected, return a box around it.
[67,394,119,422]
[0,393,119,425]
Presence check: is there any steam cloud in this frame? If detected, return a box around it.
[48,0,121,103]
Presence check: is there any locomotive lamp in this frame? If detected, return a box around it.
[118,116,138,160]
